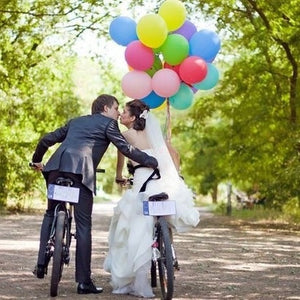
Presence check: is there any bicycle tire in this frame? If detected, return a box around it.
[50,211,66,297]
[151,260,157,287]
[157,217,174,300]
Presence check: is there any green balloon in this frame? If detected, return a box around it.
[146,55,163,77]
[161,34,189,65]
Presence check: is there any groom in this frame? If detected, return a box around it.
[31,94,158,294]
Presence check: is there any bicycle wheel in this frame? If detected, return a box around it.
[50,211,66,297]
[157,217,174,300]
[151,260,157,287]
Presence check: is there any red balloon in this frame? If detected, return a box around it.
[179,56,208,85]
[164,62,181,77]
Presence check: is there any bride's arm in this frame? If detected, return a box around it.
[115,130,132,184]
[116,150,125,182]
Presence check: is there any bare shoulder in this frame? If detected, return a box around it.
[122,130,131,139]
[122,129,136,144]
[123,129,150,149]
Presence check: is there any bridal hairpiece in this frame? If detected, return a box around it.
[139,110,148,119]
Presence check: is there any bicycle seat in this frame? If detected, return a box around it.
[55,177,74,186]
[148,192,169,201]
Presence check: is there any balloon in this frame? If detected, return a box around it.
[121,71,152,99]
[164,62,181,77]
[193,63,219,90]
[141,91,165,109]
[109,16,138,46]
[172,20,197,40]
[154,99,167,111]
[146,55,163,77]
[125,40,154,71]
[189,29,221,61]
[179,56,208,84]
[136,14,168,48]
[160,34,189,65]
[152,69,181,98]
[158,0,186,31]
[169,83,194,110]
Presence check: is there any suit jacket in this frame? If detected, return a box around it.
[32,113,158,194]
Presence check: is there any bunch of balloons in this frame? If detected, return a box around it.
[109,0,221,110]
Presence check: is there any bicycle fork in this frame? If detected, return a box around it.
[152,224,180,271]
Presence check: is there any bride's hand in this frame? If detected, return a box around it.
[115,177,131,187]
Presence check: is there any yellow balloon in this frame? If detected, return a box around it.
[153,99,167,111]
[136,14,168,48]
[158,0,186,31]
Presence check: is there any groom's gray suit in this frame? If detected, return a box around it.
[32,113,157,283]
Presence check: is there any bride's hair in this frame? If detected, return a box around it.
[126,99,150,131]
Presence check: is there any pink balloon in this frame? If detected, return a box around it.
[152,69,181,98]
[121,71,152,99]
[179,56,208,85]
[125,40,154,71]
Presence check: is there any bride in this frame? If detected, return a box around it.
[103,99,200,298]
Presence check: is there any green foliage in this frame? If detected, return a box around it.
[0,0,99,209]
[1,0,299,214]
[282,198,300,223]
[0,0,141,209]
[172,0,300,209]
[0,53,81,209]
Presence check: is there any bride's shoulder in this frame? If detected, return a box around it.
[122,128,136,139]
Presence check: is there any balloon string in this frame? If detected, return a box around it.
[166,98,171,143]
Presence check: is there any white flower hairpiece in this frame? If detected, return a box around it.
[139,110,149,119]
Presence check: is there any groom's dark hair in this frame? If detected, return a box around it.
[92,94,119,114]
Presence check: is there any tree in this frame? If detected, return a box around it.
[175,0,299,207]
[0,0,115,209]
[0,0,159,209]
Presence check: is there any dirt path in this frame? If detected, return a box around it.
[0,203,299,299]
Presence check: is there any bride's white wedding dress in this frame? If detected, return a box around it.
[104,149,200,298]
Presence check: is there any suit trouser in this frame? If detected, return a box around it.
[37,170,93,283]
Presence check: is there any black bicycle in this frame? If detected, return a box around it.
[48,176,75,297]
[30,163,104,297]
[145,192,179,300]
[117,168,179,299]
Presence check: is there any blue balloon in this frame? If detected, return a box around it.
[141,91,165,109]
[193,64,219,90]
[189,29,221,62]
[169,83,194,110]
[109,16,138,46]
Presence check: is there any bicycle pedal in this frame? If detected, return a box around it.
[64,257,70,264]
[174,260,180,271]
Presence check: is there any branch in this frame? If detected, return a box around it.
[246,0,298,123]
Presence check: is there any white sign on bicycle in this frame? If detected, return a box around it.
[143,200,176,216]
[48,184,80,203]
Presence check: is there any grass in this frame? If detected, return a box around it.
[214,200,300,228]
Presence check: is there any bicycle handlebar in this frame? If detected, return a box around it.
[30,163,105,174]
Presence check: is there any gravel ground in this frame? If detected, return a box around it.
[0,203,299,299]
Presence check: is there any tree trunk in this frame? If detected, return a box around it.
[211,183,218,204]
